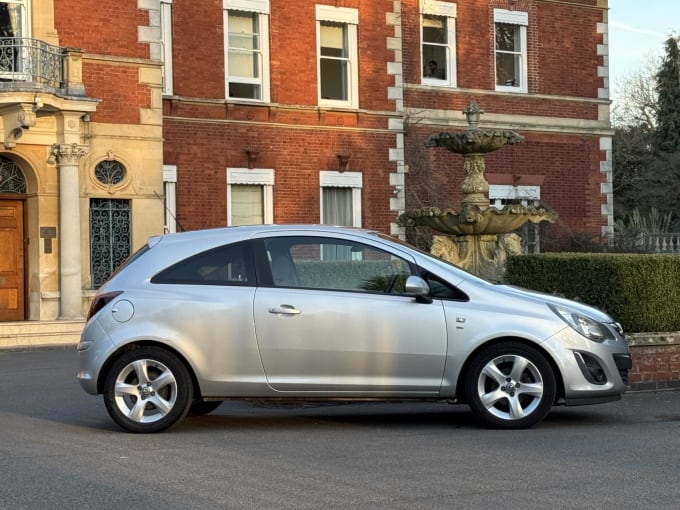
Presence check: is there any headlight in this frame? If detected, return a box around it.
[548,304,614,343]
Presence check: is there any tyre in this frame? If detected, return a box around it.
[103,347,193,433]
[188,400,222,416]
[465,342,556,429]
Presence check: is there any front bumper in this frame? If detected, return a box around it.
[545,328,632,404]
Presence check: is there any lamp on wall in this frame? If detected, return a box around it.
[336,153,350,172]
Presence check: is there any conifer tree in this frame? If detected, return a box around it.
[654,36,680,152]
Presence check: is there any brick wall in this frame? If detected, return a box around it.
[55,0,152,125]
[627,333,680,391]
[82,63,151,124]
[164,114,396,232]
[55,0,150,59]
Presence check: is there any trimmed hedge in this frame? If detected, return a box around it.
[503,253,680,333]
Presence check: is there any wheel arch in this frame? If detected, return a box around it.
[96,341,203,401]
[455,336,565,404]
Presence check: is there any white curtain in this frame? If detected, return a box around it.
[231,184,263,225]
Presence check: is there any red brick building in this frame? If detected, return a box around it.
[161,0,613,246]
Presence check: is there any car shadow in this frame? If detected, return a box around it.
[175,400,621,433]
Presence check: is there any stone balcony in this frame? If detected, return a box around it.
[0,37,85,97]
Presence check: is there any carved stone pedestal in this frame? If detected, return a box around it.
[430,233,523,282]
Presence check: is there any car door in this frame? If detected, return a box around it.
[252,234,448,395]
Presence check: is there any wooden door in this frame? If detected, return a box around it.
[0,200,24,321]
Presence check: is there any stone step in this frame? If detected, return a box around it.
[0,320,84,350]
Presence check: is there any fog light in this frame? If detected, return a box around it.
[574,352,607,385]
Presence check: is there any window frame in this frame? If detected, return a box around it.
[162,164,177,233]
[420,0,457,88]
[494,9,528,94]
[319,170,362,227]
[223,0,271,102]
[226,167,274,225]
[160,0,173,95]
[316,5,359,109]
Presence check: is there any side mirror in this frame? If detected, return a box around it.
[404,275,433,303]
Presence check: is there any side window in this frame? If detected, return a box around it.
[264,237,412,293]
[421,0,457,87]
[424,273,469,301]
[227,168,275,225]
[320,170,362,231]
[494,9,528,93]
[151,241,254,285]
[316,5,359,108]
[223,1,271,102]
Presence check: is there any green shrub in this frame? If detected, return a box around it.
[503,253,680,333]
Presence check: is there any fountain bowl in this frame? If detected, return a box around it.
[426,129,525,155]
[398,203,558,236]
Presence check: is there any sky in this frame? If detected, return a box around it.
[608,0,680,99]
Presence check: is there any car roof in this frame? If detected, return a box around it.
[150,224,380,245]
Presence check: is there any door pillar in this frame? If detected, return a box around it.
[52,142,89,319]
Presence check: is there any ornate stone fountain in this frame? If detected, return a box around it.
[398,101,557,280]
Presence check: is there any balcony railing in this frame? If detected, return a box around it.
[0,37,63,89]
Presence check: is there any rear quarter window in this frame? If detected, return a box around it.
[151,241,255,286]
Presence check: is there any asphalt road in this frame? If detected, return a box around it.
[1,349,679,510]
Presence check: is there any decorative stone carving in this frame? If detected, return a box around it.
[53,143,90,166]
[431,233,523,282]
[3,106,38,149]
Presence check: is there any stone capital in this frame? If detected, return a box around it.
[52,143,89,166]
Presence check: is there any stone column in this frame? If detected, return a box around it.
[53,143,89,319]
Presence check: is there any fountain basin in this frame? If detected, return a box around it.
[426,129,525,154]
[398,204,558,235]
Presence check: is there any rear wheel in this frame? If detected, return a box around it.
[103,347,193,433]
[465,342,556,429]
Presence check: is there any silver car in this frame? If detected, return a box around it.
[77,225,632,433]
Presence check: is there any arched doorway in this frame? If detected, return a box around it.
[0,156,26,320]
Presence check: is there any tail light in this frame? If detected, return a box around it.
[86,291,123,321]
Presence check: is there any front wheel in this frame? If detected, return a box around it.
[465,342,556,429]
[103,347,193,433]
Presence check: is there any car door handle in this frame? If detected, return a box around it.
[268,305,301,315]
